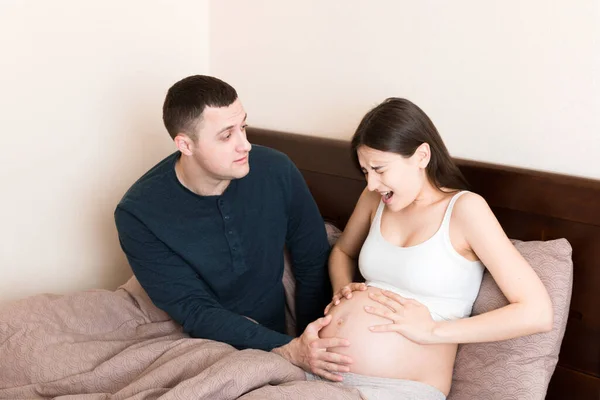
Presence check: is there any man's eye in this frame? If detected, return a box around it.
[241,124,248,130]
[222,133,231,140]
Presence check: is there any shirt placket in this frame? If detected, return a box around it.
[218,198,246,273]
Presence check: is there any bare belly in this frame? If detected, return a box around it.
[320,287,456,395]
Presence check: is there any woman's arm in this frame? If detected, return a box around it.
[329,188,378,293]
[431,192,554,343]
[328,247,358,294]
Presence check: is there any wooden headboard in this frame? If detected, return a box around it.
[248,127,600,400]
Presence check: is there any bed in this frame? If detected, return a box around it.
[247,127,600,400]
[0,128,597,399]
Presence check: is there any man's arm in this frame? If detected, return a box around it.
[285,161,332,335]
[115,207,292,351]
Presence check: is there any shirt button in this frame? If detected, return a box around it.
[232,247,236,252]
[228,230,233,235]
[224,215,230,220]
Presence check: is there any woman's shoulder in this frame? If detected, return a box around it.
[360,187,382,204]
[453,191,488,210]
[358,187,382,211]
[344,188,381,228]
[451,191,495,229]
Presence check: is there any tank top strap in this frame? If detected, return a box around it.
[373,199,386,228]
[440,191,469,232]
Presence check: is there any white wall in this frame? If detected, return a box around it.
[211,1,600,179]
[0,0,209,303]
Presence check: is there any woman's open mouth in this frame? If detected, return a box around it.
[382,191,394,204]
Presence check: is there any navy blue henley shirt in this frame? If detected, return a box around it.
[114,145,330,351]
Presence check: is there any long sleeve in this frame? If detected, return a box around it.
[285,162,332,335]
[115,207,293,351]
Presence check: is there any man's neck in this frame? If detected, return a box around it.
[175,156,230,196]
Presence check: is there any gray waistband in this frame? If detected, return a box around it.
[306,372,446,400]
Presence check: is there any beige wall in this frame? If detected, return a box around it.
[2,1,598,303]
[211,1,600,179]
[0,1,209,303]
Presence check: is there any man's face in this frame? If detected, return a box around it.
[190,99,252,182]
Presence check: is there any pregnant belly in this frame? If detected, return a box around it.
[320,286,456,394]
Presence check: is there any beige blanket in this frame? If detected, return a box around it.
[0,278,363,400]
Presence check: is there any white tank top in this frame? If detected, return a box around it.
[359,191,484,321]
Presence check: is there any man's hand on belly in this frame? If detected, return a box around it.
[271,315,354,382]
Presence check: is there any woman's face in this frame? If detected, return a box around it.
[356,145,429,212]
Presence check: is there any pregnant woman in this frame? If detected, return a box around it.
[309,98,553,400]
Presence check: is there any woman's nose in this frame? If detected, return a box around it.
[366,173,379,192]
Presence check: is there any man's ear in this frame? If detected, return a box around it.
[174,133,195,156]
[415,142,431,169]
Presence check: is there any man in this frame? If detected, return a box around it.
[115,75,352,381]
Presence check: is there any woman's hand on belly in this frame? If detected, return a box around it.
[365,290,438,345]
[324,282,367,315]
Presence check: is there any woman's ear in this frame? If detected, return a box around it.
[174,133,194,156]
[415,143,431,169]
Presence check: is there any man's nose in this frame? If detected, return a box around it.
[237,132,252,153]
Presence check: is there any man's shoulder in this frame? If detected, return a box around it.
[250,145,292,167]
[247,145,295,184]
[117,152,179,211]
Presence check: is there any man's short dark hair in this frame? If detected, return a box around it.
[162,75,238,140]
